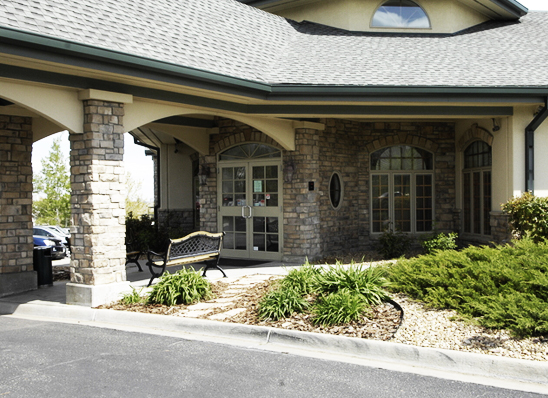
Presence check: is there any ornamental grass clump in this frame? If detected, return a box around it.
[257,261,392,327]
[279,260,322,295]
[314,263,391,306]
[312,289,369,326]
[147,268,213,306]
[120,287,146,305]
[387,237,548,337]
[257,287,309,321]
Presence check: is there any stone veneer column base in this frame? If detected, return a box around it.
[0,272,37,298]
[66,281,131,307]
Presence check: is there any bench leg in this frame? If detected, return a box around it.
[202,258,227,278]
[126,251,143,272]
[146,262,165,287]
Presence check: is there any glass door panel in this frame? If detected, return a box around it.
[219,161,282,260]
[394,174,411,232]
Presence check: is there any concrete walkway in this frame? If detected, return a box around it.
[1,259,547,395]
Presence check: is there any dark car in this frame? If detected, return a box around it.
[33,235,67,260]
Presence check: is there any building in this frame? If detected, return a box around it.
[1,0,547,305]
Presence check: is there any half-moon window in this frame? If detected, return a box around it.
[219,143,281,161]
[372,0,431,29]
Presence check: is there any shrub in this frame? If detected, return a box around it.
[502,192,548,242]
[147,268,212,306]
[257,288,309,321]
[387,238,548,337]
[280,260,322,295]
[314,263,391,306]
[312,289,369,326]
[378,229,411,259]
[421,232,458,254]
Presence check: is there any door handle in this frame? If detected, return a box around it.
[243,205,252,219]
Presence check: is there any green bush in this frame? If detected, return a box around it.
[387,238,548,337]
[378,229,412,259]
[502,192,548,242]
[126,213,195,253]
[314,263,391,306]
[280,260,322,295]
[312,289,369,326]
[257,288,309,321]
[147,268,213,306]
[421,232,458,254]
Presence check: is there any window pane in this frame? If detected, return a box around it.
[473,172,481,234]
[463,173,471,233]
[484,171,492,235]
[372,0,430,28]
[415,174,432,232]
[372,174,389,232]
[394,175,411,232]
[371,145,433,170]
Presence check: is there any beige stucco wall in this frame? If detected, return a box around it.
[159,143,195,211]
[275,0,487,34]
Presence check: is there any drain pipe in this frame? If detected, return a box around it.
[525,97,548,192]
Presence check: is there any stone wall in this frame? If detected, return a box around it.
[194,118,457,261]
[0,115,35,296]
[69,100,126,285]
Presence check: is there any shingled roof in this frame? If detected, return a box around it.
[1,0,548,88]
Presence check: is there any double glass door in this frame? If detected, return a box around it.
[219,161,282,260]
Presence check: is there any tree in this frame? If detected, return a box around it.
[33,136,71,226]
[126,172,151,217]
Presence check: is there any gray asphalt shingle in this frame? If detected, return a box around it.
[1,0,547,88]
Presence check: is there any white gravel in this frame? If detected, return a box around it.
[391,293,548,362]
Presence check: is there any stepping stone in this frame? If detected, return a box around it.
[208,308,247,321]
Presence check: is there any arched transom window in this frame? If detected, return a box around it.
[371,0,431,29]
[370,145,434,233]
[463,141,492,236]
[219,143,281,161]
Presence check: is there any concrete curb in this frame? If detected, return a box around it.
[2,300,547,389]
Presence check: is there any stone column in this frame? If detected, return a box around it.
[283,128,321,263]
[66,100,128,306]
[0,115,35,297]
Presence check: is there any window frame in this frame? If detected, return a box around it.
[329,171,344,210]
[462,140,492,237]
[369,145,434,234]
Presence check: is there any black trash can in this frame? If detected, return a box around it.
[33,247,53,287]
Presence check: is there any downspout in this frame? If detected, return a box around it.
[525,97,548,192]
[132,136,160,222]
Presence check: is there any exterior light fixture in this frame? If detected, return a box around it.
[283,160,296,183]
[198,165,210,185]
[492,118,500,132]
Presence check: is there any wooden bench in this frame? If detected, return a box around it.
[145,231,226,286]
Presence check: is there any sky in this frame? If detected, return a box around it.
[31,0,548,201]
[518,0,548,10]
[32,132,155,203]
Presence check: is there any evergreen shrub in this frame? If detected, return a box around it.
[387,238,548,337]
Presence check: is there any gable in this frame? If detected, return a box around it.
[238,0,528,33]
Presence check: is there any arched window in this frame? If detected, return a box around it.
[371,0,431,29]
[370,145,434,233]
[463,141,492,236]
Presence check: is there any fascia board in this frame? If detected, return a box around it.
[0,26,272,98]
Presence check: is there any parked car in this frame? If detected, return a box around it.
[33,235,66,260]
[33,226,70,251]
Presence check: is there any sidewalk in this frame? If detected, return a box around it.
[1,259,547,394]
